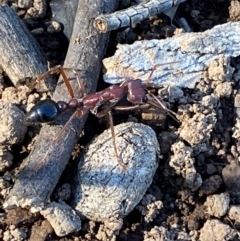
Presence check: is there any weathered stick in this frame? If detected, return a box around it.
[4,0,118,209]
[50,0,78,41]
[93,0,186,33]
[0,5,53,89]
[103,21,240,89]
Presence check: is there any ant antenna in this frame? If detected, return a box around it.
[145,61,181,87]
[147,93,179,123]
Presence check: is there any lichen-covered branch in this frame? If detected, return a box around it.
[94,0,186,33]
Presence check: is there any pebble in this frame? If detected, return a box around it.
[72,122,160,234]
[0,102,27,146]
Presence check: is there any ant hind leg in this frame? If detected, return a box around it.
[93,103,127,171]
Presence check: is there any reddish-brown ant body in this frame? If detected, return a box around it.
[25,63,179,170]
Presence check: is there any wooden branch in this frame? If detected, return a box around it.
[4,0,119,209]
[103,21,240,89]
[50,0,78,41]
[0,5,53,88]
[93,0,186,33]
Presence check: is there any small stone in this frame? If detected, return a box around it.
[179,113,217,146]
[215,82,233,97]
[18,0,33,9]
[46,21,62,34]
[0,148,13,172]
[190,10,200,18]
[205,163,217,175]
[27,7,38,17]
[40,202,81,237]
[29,220,53,241]
[55,183,71,201]
[222,161,240,203]
[169,141,202,191]
[199,219,236,241]
[166,85,184,103]
[72,122,159,235]
[229,0,240,21]
[228,205,240,223]
[31,28,45,35]
[199,175,223,196]
[0,102,27,145]
[204,193,230,218]
[141,108,166,126]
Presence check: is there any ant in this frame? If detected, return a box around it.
[25,62,179,170]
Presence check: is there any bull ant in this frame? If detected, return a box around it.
[25,63,179,170]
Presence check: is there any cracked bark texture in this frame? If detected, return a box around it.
[4,0,119,209]
[0,5,52,88]
[94,0,186,33]
[50,0,78,41]
[103,21,240,89]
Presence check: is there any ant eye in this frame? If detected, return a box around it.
[142,96,148,103]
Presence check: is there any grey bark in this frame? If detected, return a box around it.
[50,0,78,41]
[93,0,186,33]
[0,5,53,88]
[103,22,240,89]
[4,0,119,209]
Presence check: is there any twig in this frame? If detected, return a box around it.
[93,0,186,33]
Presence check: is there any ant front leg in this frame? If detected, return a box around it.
[27,65,76,99]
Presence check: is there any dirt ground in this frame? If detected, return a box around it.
[1,0,240,240]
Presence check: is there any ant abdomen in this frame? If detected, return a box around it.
[25,99,60,125]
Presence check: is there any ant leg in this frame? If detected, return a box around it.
[27,65,62,94]
[58,67,75,98]
[108,110,127,171]
[91,98,120,117]
[54,109,86,142]
[94,109,109,118]
[145,61,181,86]
[72,69,85,98]
[93,105,127,170]
[58,67,87,98]
[113,104,149,111]
[27,65,76,99]
[28,108,85,178]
